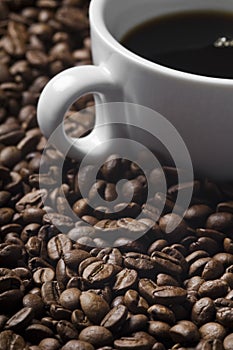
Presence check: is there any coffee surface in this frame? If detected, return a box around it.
[121,11,233,78]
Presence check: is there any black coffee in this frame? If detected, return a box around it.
[121,11,233,78]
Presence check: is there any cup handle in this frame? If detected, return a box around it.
[37,65,120,160]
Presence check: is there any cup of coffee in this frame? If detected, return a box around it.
[37,0,233,180]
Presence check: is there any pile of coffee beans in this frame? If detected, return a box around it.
[1,1,233,349]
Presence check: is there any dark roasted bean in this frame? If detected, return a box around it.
[79,326,113,347]
[216,307,233,327]
[191,298,215,326]
[223,334,233,350]
[148,321,171,341]
[101,305,128,331]
[113,269,138,293]
[5,307,34,332]
[198,280,229,299]
[82,261,115,285]
[80,291,110,324]
[56,320,79,342]
[206,212,233,233]
[39,338,61,350]
[148,304,176,324]
[59,288,81,311]
[159,214,188,243]
[47,234,72,261]
[41,281,63,306]
[0,330,26,349]
[169,320,200,344]
[25,324,54,343]
[199,322,227,341]
[61,340,94,350]
[124,289,149,314]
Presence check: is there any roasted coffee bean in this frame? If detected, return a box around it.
[73,199,91,217]
[216,307,233,327]
[223,334,233,350]
[78,257,101,276]
[0,330,26,349]
[56,7,89,31]
[148,304,176,324]
[111,296,125,308]
[169,320,200,344]
[159,214,187,243]
[123,314,148,334]
[0,191,11,207]
[0,208,15,226]
[124,289,149,314]
[197,339,224,350]
[101,305,128,331]
[202,260,225,280]
[33,267,55,285]
[0,123,24,145]
[41,281,63,305]
[189,258,212,277]
[50,304,72,321]
[206,212,233,233]
[59,288,81,311]
[61,340,95,350]
[71,309,92,330]
[26,237,42,257]
[23,293,44,318]
[97,248,123,266]
[215,298,233,309]
[156,274,179,287]
[82,261,115,285]
[151,251,183,277]
[47,234,72,261]
[214,253,233,268]
[87,286,112,304]
[0,146,22,168]
[39,338,61,350]
[56,259,69,286]
[5,307,34,332]
[191,298,215,326]
[138,278,159,305]
[0,271,21,293]
[114,335,153,350]
[148,321,171,341]
[223,238,233,254]
[221,273,233,289]
[152,286,187,305]
[25,324,54,343]
[63,249,91,269]
[79,326,113,347]
[148,240,168,254]
[56,320,79,342]
[184,204,214,227]
[190,237,219,255]
[123,253,156,277]
[198,280,229,299]
[0,243,22,267]
[199,322,227,341]
[101,155,122,182]
[113,269,138,293]
[139,279,186,305]
[80,291,110,324]
[122,176,148,204]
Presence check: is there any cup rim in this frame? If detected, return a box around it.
[90,0,233,86]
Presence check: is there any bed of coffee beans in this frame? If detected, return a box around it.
[1,1,233,349]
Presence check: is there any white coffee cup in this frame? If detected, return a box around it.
[37,0,233,181]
